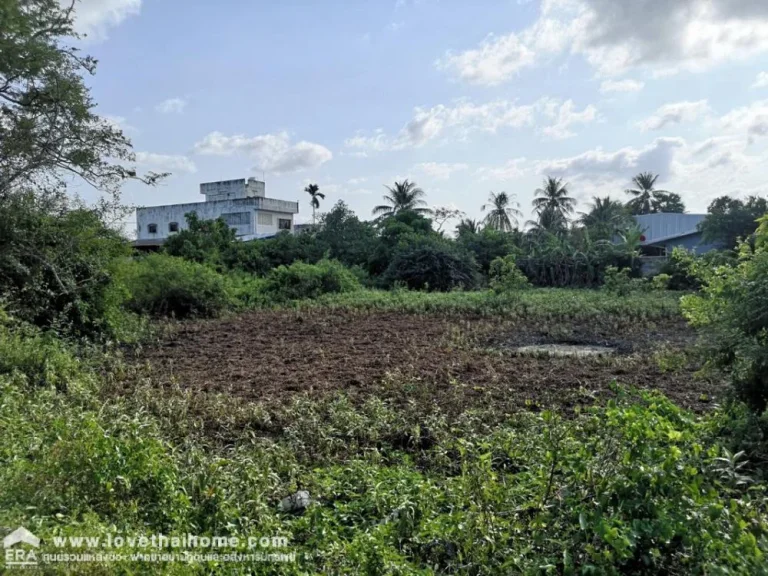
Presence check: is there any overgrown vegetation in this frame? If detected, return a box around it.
[683,216,768,412]
[1,2,768,573]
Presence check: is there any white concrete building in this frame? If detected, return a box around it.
[135,178,299,246]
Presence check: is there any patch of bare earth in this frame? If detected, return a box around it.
[132,309,723,414]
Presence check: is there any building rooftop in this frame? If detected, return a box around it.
[633,213,706,245]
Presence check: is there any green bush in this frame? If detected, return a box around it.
[660,246,700,290]
[603,265,633,296]
[682,223,768,411]
[0,192,132,338]
[116,253,234,318]
[263,259,361,301]
[382,236,479,292]
[488,254,529,293]
[651,273,671,291]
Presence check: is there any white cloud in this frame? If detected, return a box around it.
[476,158,528,181]
[155,98,187,114]
[344,98,568,152]
[599,79,645,93]
[537,137,685,184]
[347,177,368,185]
[194,131,333,174]
[754,72,768,88]
[438,0,768,83]
[388,21,405,32]
[637,100,710,131]
[539,99,599,139]
[135,152,197,174]
[69,0,142,41]
[415,162,469,180]
[720,99,768,142]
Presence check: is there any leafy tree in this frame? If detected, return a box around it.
[481,191,522,232]
[367,210,435,275]
[0,0,162,200]
[315,200,377,268]
[0,0,162,339]
[533,177,576,221]
[651,191,686,214]
[579,196,631,240]
[304,183,325,224]
[372,180,431,218]
[624,172,683,214]
[699,195,768,249]
[458,228,520,276]
[382,236,478,291]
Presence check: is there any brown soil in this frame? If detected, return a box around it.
[134,309,722,414]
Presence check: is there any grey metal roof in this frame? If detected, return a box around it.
[632,213,706,245]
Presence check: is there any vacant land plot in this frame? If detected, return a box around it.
[138,306,721,414]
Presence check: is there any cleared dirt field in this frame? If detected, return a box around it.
[136,308,723,414]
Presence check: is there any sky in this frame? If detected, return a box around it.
[73,0,768,231]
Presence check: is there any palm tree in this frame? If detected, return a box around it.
[533,177,576,220]
[455,218,480,236]
[372,180,431,218]
[578,196,630,239]
[304,183,325,224]
[625,172,669,215]
[481,191,522,232]
[526,205,568,236]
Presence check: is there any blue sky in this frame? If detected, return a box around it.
[74,0,768,230]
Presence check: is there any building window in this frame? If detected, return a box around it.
[168,222,179,233]
[147,223,158,234]
[222,212,250,226]
[278,218,291,230]
[257,212,273,226]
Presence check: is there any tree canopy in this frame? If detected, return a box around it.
[0,0,162,199]
[699,195,768,249]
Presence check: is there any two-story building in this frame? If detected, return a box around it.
[135,178,299,247]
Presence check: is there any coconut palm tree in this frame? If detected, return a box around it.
[526,205,568,236]
[304,183,325,224]
[481,191,522,232]
[372,180,431,218]
[625,172,669,215]
[533,177,576,220]
[578,196,631,239]
[455,218,480,237]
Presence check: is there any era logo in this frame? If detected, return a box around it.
[3,527,40,567]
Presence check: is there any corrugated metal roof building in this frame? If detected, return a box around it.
[632,213,720,255]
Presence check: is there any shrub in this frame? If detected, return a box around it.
[382,236,478,292]
[116,253,234,318]
[682,229,768,411]
[603,265,633,296]
[0,192,132,338]
[488,255,529,293]
[651,273,671,291]
[660,246,700,290]
[263,259,361,301]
